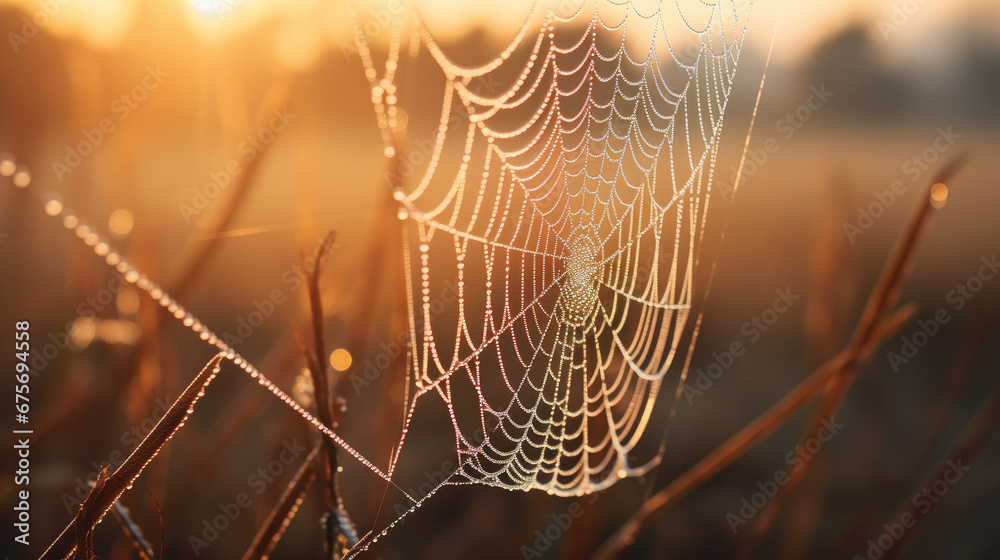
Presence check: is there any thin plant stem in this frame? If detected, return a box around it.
[240,445,322,560]
[302,232,359,557]
[590,157,965,560]
[40,354,226,560]
[741,157,965,552]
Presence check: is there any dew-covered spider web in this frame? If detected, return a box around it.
[350,0,753,509]
[30,0,754,555]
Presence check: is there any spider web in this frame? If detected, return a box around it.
[346,0,754,536]
[33,0,753,555]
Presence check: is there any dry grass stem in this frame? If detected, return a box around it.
[240,445,322,560]
[591,157,966,560]
[40,354,226,560]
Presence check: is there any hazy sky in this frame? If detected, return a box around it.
[750,0,1000,61]
[413,0,1000,62]
[4,0,999,62]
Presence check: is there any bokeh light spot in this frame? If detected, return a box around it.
[109,209,135,238]
[117,288,141,315]
[931,183,949,209]
[330,348,353,371]
[44,194,64,216]
[13,166,31,188]
[70,317,97,349]
[0,154,15,177]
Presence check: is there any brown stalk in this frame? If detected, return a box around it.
[40,354,226,560]
[301,232,359,558]
[590,157,965,560]
[240,445,323,560]
[739,302,916,558]
[741,157,965,552]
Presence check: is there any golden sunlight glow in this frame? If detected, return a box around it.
[274,17,324,70]
[0,0,996,66]
[10,0,137,50]
[189,0,226,12]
